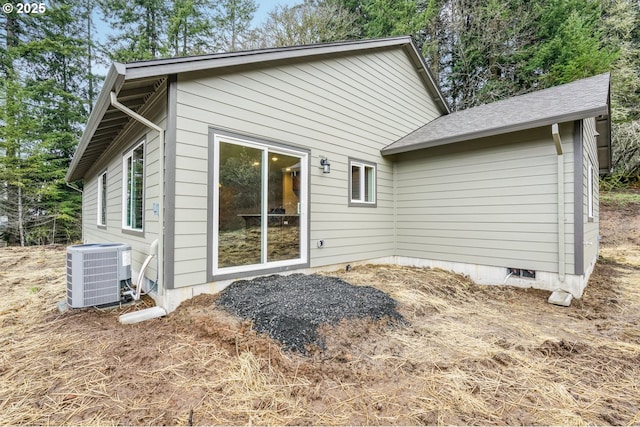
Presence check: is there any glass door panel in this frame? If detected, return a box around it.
[217,142,263,268]
[267,152,301,262]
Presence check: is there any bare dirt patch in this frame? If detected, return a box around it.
[600,193,640,268]
[1,201,639,425]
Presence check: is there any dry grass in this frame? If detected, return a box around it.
[324,265,640,425]
[1,201,639,425]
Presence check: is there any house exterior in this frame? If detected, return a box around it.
[66,36,611,312]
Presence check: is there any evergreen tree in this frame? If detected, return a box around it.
[604,0,640,123]
[361,0,439,41]
[527,0,616,87]
[436,0,534,110]
[99,0,169,61]
[341,0,619,110]
[214,0,258,51]
[0,2,89,245]
[604,0,640,182]
[0,11,36,245]
[100,0,228,60]
[24,3,89,243]
[1,0,638,247]
[168,0,216,56]
[83,0,100,111]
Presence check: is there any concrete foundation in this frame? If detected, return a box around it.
[157,255,595,314]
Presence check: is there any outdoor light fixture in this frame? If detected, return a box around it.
[320,158,331,174]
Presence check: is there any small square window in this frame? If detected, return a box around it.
[349,159,376,206]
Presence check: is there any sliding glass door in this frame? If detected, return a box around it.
[212,134,308,275]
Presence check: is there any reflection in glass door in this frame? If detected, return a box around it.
[217,142,263,268]
[214,136,307,273]
[267,153,301,262]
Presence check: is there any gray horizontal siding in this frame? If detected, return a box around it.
[395,124,576,274]
[397,227,556,243]
[172,48,441,286]
[82,87,167,285]
[582,117,599,270]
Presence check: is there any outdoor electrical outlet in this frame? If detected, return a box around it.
[317,240,325,248]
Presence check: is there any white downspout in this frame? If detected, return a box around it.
[110,91,166,308]
[552,123,565,282]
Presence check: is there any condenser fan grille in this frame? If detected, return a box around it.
[66,243,131,308]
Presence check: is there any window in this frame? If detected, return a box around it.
[349,159,376,206]
[123,140,144,231]
[588,161,594,219]
[97,171,107,226]
[211,133,309,277]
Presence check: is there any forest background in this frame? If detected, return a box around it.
[0,0,639,246]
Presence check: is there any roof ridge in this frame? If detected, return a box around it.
[123,36,414,68]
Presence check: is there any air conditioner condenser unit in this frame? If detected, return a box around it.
[66,243,132,308]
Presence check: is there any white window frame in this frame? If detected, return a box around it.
[349,158,376,207]
[588,161,594,219]
[97,171,107,227]
[122,139,145,232]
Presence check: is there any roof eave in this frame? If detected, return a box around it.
[66,63,127,182]
[381,105,610,156]
[67,36,451,182]
[120,37,450,115]
[596,89,613,175]
[403,40,450,115]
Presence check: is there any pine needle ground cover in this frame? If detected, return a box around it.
[1,200,639,425]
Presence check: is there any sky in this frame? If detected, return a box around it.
[254,0,301,26]
[94,0,301,43]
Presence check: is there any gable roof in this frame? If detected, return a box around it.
[382,73,611,158]
[66,36,449,182]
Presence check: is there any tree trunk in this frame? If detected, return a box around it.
[18,186,24,247]
[4,13,20,245]
[182,17,187,55]
[52,214,56,245]
[87,0,94,111]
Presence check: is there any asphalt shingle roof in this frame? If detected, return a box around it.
[382,73,610,155]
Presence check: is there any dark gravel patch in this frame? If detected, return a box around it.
[216,273,405,353]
